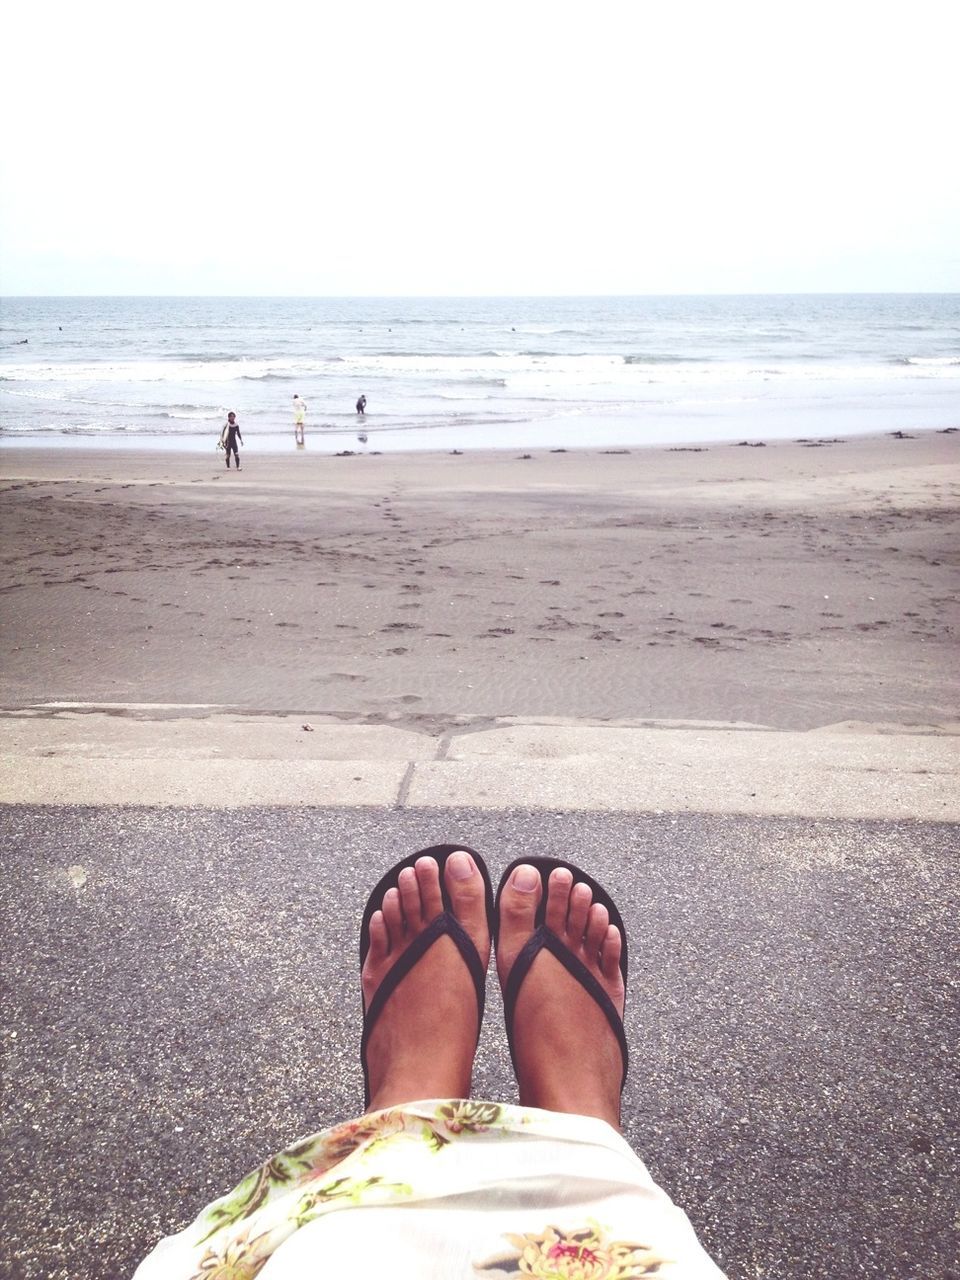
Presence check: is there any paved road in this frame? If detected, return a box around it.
[2,805,957,1279]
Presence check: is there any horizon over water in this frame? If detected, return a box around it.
[2,294,958,453]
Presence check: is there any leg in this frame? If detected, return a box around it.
[496,864,625,1127]
[361,852,491,1111]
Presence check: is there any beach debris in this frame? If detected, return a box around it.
[335,450,356,457]
[66,865,88,891]
[890,430,915,439]
[668,447,708,452]
[450,449,463,455]
[602,449,630,454]
[517,454,533,460]
[937,427,957,433]
[550,448,567,453]
[301,723,314,732]
[735,441,766,447]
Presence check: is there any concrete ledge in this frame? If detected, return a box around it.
[407,755,956,820]
[423,725,958,818]
[0,709,956,817]
[0,712,434,761]
[0,758,407,807]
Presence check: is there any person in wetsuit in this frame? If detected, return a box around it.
[356,394,367,416]
[222,411,243,469]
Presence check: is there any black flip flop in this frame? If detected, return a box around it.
[494,856,630,1092]
[359,844,494,1108]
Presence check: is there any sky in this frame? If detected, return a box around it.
[1,0,958,296]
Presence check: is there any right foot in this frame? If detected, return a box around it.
[496,863,625,1127]
[361,852,491,1112]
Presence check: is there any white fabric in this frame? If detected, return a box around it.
[135,1100,726,1279]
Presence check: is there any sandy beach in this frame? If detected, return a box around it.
[2,431,957,731]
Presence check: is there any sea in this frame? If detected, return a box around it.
[1,295,957,453]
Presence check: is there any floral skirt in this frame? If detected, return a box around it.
[134,1100,725,1279]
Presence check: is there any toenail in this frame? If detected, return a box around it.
[448,851,474,880]
[512,865,539,891]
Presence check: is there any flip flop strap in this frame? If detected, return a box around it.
[503,926,629,1089]
[362,911,487,1059]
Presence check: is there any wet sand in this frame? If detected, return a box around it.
[1,431,957,731]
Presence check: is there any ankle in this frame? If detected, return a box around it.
[368,1055,472,1111]
[516,1066,621,1129]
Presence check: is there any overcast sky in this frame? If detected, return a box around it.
[2,0,957,295]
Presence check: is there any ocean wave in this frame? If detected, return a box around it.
[893,355,960,366]
[622,353,707,365]
[0,358,312,383]
[162,351,256,362]
[156,407,222,420]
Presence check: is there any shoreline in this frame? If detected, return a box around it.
[2,418,958,458]
[1,421,957,464]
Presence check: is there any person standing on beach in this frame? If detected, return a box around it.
[356,394,367,416]
[293,394,306,445]
[221,411,243,470]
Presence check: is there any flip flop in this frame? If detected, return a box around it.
[359,844,494,1108]
[494,856,630,1092]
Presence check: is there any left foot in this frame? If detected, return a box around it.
[361,852,490,1111]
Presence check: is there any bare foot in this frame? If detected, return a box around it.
[361,852,491,1112]
[496,863,626,1128]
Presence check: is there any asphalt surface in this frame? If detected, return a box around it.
[2,805,957,1280]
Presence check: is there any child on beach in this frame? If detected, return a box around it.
[293,394,306,445]
[220,412,242,470]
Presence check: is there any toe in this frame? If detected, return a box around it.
[368,909,389,961]
[585,901,609,957]
[444,850,489,938]
[544,867,573,936]
[382,885,405,946]
[567,881,593,942]
[600,924,623,981]
[497,863,542,962]
[398,865,423,931]
[415,855,444,923]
